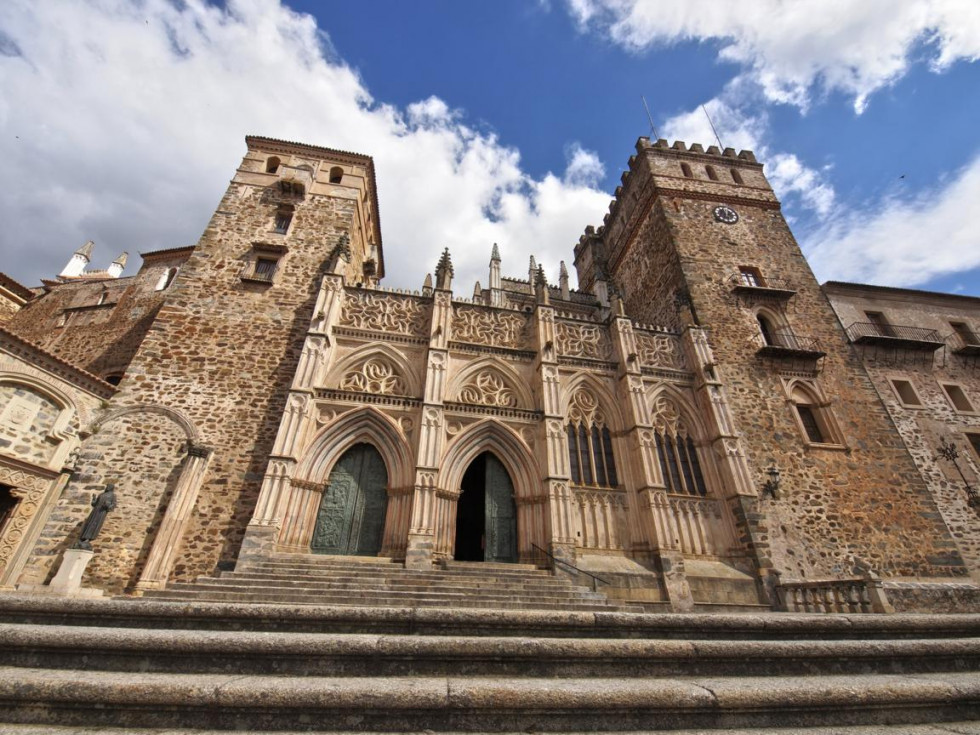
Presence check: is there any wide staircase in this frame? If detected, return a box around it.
[139,553,629,611]
[0,589,978,733]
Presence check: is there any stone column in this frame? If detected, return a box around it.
[406,288,452,569]
[134,443,212,591]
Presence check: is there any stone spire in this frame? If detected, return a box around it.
[107,252,129,279]
[435,248,454,290]
[534,265,549,305]
[491,243,501,262]
[473,280,482,301]
[422,272,433,297]
[559,260,570,301]
[528,255,537,295]
[59,240,94,278]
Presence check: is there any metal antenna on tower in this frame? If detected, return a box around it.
[702,104,725,150]
[641,96,660,140]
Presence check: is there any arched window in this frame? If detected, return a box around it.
[650,395,708,496]
[705,165,719,181]
[566,388,618,488]
[154,267,179,291]
[104,374,123,386]
[265,156,280,174]
[329,166,344,184]
[730,168,744,184]
[680,162,693,178]
[789,383,842,446]
[757,313,777,346]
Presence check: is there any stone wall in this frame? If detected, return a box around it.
[5,250,191,382]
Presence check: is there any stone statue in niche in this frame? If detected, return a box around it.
[74,483,117,550]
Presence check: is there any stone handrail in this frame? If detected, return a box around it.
[777,576,893,614]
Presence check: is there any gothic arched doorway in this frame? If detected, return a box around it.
[311,443,388,556]
[454,452,517,563]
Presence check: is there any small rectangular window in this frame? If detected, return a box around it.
[942,384,975,413]
[890,379,922,407]
[796,405,825,443]
[273,206,293,234]
[951,322,979,346]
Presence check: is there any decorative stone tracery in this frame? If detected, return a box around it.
[458,370,517,408]
[636,333,686,370]
[340,291,428,335]
[555,320,612,360]
[451,306,528,349]
[341,357,406,396]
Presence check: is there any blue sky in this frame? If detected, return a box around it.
[1,0,979,296]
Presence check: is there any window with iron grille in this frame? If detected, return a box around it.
[796,404,825,443]
[273,205,293,234]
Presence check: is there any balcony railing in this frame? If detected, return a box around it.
[845,322,944,351]
[754,328,825,359]
[729,273,797,300]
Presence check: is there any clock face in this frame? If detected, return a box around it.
[713,205,739,224]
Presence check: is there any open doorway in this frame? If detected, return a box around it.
[454,452,517,563]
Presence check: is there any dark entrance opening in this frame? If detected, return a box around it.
[0,484,17,537]
[454,452,517,563]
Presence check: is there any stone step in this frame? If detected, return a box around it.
[0,667,976,731]
[243,561,555,580]
[2,623,977,679]
[219,569,592,590]
[2,725,979,735]
[143,590,618,612]
[5,595,980,640]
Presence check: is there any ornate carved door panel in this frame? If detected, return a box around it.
[311,444,388,556]
[483,454,517,563]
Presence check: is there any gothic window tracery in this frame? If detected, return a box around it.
[650,395,708,496]
[566,388,618,488]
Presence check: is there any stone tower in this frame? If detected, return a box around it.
[575,138,967,585]
[21,137,383,593]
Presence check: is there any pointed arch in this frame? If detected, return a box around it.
[448,358,532,410]
[646,385,712,497]
[646,383,710,440]
[96,403,200,444]
[328,343,421,398]
[296,406,413,491]
[439,419,536,500]
[560,373,626,431]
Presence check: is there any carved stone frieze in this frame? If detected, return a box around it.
[555,320,612,360]
[452,306,529,349]
[340,357,406,396]
[458,370,517,408]
[636,333,686,370]
[340,291,428,335]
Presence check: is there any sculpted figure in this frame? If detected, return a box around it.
[74,483,117,550]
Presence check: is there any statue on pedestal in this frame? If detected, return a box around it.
[74,483,117,550]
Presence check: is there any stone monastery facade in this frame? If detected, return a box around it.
[1,135,978,613]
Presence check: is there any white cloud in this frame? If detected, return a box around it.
[0,0,609,291]
[567,0,980,112]
[804,155,980,287]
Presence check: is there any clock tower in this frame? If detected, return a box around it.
[574,138,967,585]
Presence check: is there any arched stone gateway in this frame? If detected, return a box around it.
[311,443,388,556]
[454,452,517,563]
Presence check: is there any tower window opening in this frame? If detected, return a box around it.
[757,314,777,346]
[789,383,842,447]
[104,374,123,386]
[942,383,975,413]
[865,311,894,337]
[730,168,744,184]
[705,165,719,181]
[890,378,922,407]
[273,205,294,234]
[329,166,344,184]
[155,267,179,291]
[951,321,980,346]
[266,156,280,174]
[681,162,693,178]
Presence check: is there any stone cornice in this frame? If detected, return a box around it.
[0,326,116,399]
